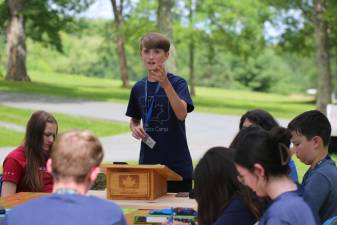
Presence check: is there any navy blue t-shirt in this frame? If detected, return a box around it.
[259,191,316,225]
[3,194,127,225]
[213,195,257,225]
[126,73,194,179]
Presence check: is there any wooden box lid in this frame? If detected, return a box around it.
[101,164,182,181]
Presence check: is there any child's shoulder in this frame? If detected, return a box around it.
[6,146,25,160]
[133,78,147,88]
[268,192,308,215]
[167,73,186,83]
[316,159,337,176]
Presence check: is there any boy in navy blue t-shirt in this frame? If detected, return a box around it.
[288,110,337,224]
[126,32,194,192]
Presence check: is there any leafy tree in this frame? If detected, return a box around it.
[198,0,270,60]
[0,0,93,81]
[174,0,271,93]
[265,0,337,113]
[232,49,292,92]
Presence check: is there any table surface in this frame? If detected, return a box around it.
[89,190,197,209]
[0,191,197,225]
[0,192,46,208]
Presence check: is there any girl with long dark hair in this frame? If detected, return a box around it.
[2,110,58,196]
[194,147,263,225]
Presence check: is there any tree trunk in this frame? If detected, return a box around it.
[313,0,331,114]
[157,0,174,41]
[157,0,176,72]
[111,0,129,88]
[188,0,195,96]
[5,0,30,81]
[189,38,196,96]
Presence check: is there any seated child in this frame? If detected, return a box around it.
[193,147,264,225]
[234,126,316,225]
[238,109,299,182]
[2,111,58,196]
[288,110,337,224]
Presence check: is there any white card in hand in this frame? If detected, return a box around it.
[142,134,156,149]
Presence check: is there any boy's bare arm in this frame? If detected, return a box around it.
[162,81,187,121]
[130,118,146,139]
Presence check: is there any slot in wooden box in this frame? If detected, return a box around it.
[102,164,182,200]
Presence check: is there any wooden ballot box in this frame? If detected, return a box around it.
[102,164,182,200]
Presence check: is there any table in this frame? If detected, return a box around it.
[0,192,46,208]
[0,191,197,224]
[89,190,197,209]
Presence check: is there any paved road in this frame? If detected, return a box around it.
[0,92,289,163]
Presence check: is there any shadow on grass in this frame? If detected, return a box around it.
[0,80,131,103]
[194,96,315,118]
[0,79,315,119]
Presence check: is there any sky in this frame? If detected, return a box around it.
[80,0,113,19]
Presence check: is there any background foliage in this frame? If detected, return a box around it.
[0,19,318,94]
[1,0,332,95]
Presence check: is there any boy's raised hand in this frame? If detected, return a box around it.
[149,64,170,88]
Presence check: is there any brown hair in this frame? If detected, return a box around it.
[50,130,104,183]
[23,111,58,191]
[139,32,170,52]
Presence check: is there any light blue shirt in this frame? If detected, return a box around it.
[259,191,315,225]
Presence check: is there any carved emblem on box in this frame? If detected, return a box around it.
[119,175,139,189]
[109,172,149,197]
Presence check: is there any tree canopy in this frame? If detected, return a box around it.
[0,0,336,112]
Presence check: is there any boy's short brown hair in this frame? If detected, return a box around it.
[288,110,331,147]
[139,32,170,52]
[50,130,104,183]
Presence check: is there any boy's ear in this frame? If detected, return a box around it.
[47,159,52,173]
[89,166,100,183]
[312,136,323,149]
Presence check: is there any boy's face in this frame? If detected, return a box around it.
[291,131,316,165]
[140,48,169,72]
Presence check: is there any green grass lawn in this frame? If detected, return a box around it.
[0,70,131,103]
[195,87,314,118]
[0,70,315,119]
[0,127,25,147]
[0,104,129,147]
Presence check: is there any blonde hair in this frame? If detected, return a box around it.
[50,130,104,183]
